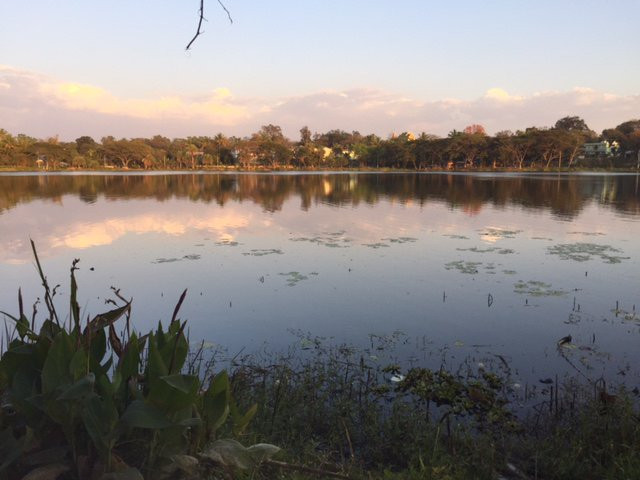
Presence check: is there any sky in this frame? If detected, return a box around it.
[1,0,639,140]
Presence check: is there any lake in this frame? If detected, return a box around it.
[1,172,639,386]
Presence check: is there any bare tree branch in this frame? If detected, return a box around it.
[217,0,233,24]
[186,0,233,51]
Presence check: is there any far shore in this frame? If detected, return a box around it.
[1,165,639,174]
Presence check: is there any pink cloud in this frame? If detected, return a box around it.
[1,65,638,140]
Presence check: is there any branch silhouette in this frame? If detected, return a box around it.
[186,0,233,51]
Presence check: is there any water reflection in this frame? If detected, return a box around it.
[1,172,639,218]
[0,172,639,386]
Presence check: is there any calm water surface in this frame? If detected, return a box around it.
[1,172,639,385]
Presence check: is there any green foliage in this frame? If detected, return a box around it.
[0,246,268,479]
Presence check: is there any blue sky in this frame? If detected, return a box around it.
[1,1,639,139]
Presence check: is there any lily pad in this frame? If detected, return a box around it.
[242,249,284,257]
[457,246,515,254]
[478,228,522,239]
[279,271,318,287]
[443,234,469,240]
[514,280,568,297]
[444,260,482,274]
[547,243,628,264]
[363,242,390,249]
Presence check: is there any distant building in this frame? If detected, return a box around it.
[582,141,613,157]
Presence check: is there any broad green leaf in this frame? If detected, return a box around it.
[82,395,119,455]
[117,334,140,390]
[161,374,199,394]
[203,390,229,433]
[199,439,253,469]
[231,403,257,436]
[69,348,88,381]
[57,373,95,401]
[120,400,173,429]
[41,332,74,395]
[246,443,281,462]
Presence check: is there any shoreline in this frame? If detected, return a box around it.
[1,165,639,174]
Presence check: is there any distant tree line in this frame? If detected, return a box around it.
[1,117,639,171]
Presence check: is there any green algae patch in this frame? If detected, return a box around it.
[363,242,390,249]
[279,271,319,286]
[153,254,201,264]
[457,246,515,254]
[502,269,517,275]
[242,248,284,257]
[547,243,629,264]
[384,236,418,244]
[478,227,522,239]
[513,280,568,297]
[445,260,482,274]
[215,240,240,247]
[290,231,352,248]
[443,234,469,240]
[567,231,606,236]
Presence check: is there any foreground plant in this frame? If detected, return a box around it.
[0,241,278,479]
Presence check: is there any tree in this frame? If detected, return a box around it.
[463,124,487,135]
[554,116,594,136]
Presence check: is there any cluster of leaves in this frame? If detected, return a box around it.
[0,243,278,479]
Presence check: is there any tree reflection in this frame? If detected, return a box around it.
[0,173,639,219]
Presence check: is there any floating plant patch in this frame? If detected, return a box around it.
[502,269,517,275]
[242,248,284,257]
[443,234,469,240]
[384,237,418,244]
[531,236,553,241]
[547,243,629,264]
[153,254,201,264]
[567,231,606,236]
[215,240,240,247]
[153,257,180,264]
[513,280,568,297]
[478,227,522,239]
[444,260,482,274]
[457,246,515,254]
[279,271,319,287]
[290,231,352,248]
[363,242,390,249]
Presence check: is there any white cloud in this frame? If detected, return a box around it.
[1,65,638,140]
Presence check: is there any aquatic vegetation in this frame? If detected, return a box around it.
[242,248,284,256]
[363,242,390,249]
[0,243,266,479]
[279,271,319,287]
[568,231,606,236]
[153,254,201,263]
[383,236,418,244]
[443,234,469,240]
[290,231,352,248]
[478,227,522,239]
[502,269,517,275]
[457,246,515,254]
[513,280,568,297]
[531,236,553,241]
[215,239,240,246]
[445,260,482,274]
[547,242,629,264]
